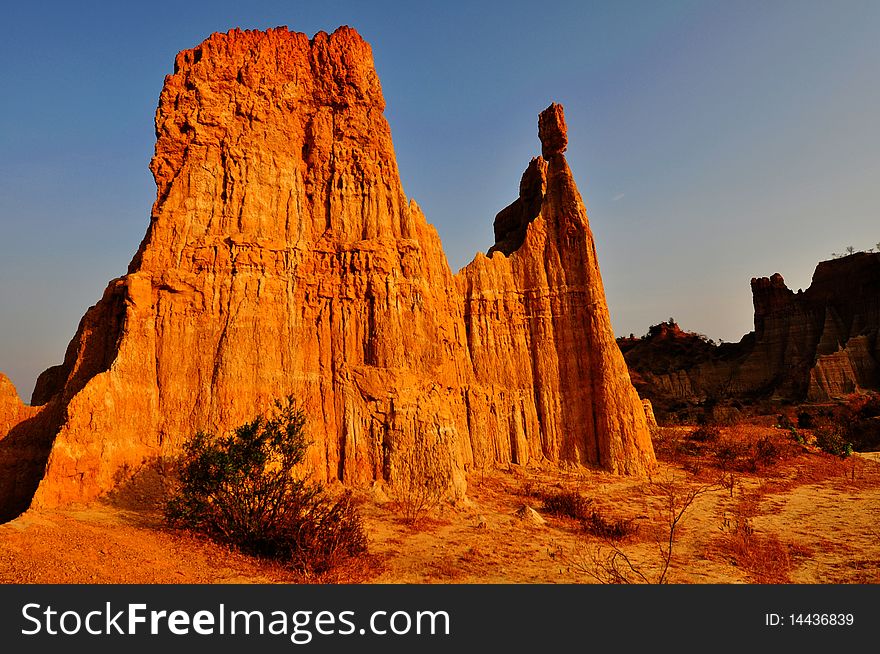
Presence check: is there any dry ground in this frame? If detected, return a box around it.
[1,425,877,584]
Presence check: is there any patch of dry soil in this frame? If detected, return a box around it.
[1,429,877,584]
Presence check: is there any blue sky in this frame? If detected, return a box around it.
[1,0,878,399]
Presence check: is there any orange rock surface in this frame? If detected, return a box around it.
[0,374,49,520]
[0,27,654,519]
[0,375,36,436]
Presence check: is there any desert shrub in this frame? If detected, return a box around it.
[575,478,716,584]
[748,435,781,470]
[394,463,447,525]
[687,425,721,443]
[713,439,750,471]
[651,429,681,461]
[815,427,853,458]
[583,510,639,541]
[281,491,367,573]
[840,394,880,451]
[166,397,366,573]
[543,490,593,521]
[519,480,544,500]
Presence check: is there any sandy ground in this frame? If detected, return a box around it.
[1,426,877,584]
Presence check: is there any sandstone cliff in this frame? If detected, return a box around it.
[0,374,51,520]
[0,27,654,520]
[0,375,37,436]
[620,252,880,420]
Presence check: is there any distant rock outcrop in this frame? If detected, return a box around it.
[0,27,654,521]
[0,374,50,520]
[0,375,36,436]
[620,252,880,421]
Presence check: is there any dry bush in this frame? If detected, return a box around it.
[301,552,387,584]
[572,476,718,584]
[815,426,853,458]
[688,425,722,443]
[651,426,695,462]
[651,431,678,461]
[282,491,368,573]
[747,435,781,471]
[542,490,593,521]
[518,480,545,500]
[671,425,794,474]
[582,510,640,541]
[542,490,640,540]
[394,465,447,526]
[577,545,652,584]
[712,438,750,471]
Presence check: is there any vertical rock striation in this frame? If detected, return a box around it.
[460,104,655,474]
[0,27,653,518]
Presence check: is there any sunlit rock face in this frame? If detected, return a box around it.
[0,27,654,518]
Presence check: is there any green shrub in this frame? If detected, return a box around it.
[815,427,852,458]
[166,397,367,573]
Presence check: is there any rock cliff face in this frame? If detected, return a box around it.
[0,27,654,520]
[620,253,880,420]
[0,374,50,520]
[0,375,37,436]
[462,104,654,472]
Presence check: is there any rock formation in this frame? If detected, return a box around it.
[0,374,51,520]
[0,375,37,437]
[0,27,654,521]
[620,252,880,421]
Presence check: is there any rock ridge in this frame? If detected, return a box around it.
[620,252,880,421]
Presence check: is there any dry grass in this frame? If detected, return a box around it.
[725,523,793,583]
[714,487,816,584]
[291,552,388,584]
[3,422,878,584]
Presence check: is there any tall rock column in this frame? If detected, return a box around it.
[458,104,655,474]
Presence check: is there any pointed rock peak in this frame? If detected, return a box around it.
[538,103,567,159]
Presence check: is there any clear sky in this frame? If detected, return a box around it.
[1,0,878,400]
